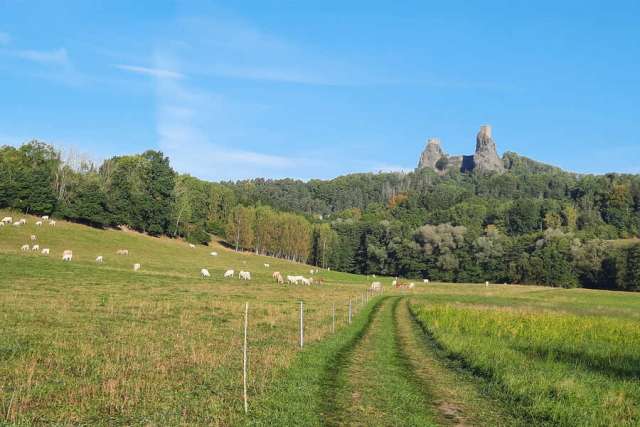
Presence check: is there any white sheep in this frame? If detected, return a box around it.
[189,243,196,248]
[201,268,211,278]
[49,220,56,226]
[42,215,49,220]
[30,234,37,241]
[35,221,42,226]
[210,251,218,256]
[41,248,50,255]
[116,249,129,256]
[62,250,72,261]
[19,218,26,225]
[13,221,21,226]
[21,244,30,251]
[133,263,141,272]
[371,281,382,291]
[96,256,103,263]
[1,216,12,224]
[408,282,415,289]
[264,263,270,268]
[31,244,40,251]
[239,271,251,280]
[0,222,4,227]
[224,269,234,278]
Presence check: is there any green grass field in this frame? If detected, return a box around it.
[2,209,640,426]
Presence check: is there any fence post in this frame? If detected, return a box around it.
[348,299,352,324]
[332,303,335,333]
[299,301,304,349]
[243,302,249,414]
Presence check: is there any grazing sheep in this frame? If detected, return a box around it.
[264,263,270,268]
[371,281,382,291]
[189,243,196,248]
[1,216,12,224]
[30,234,37,241]
[49,220,56,226]
[133,263,141,272]
[201,268,211,278]
[116,249,129,256]
[21,244,30,251]
[42,215,49,220]
[62,250,72,261]
[19,218,26,225]
[287,275,301,285]
[274,273,284,284]
[224,269,234,278]
[31,244,39,251]
[96,256,103,263]
[272,271,281,279]
[485,281,489,287]
[300,277,312,286]
[13,221,21,226]
[210,251,218,256]
[239,271,251,280]
[35,221,42,226]
[0,222,4,227]
[310,269,314,275]
[391,280,397,287]
[408,283,415,289]
[41,248,49,255]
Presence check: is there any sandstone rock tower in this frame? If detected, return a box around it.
[473,125,504,173]
[417,138,446,170]
[416,125,505,174]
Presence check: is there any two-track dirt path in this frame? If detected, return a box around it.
[321,296,516,426]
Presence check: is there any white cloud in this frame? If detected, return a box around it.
[115,64,184,80]
[16,48,69,66]
[152,54,317,180]
[0,32,10,45]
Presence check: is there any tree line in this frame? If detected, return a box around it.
[2,141,640,290]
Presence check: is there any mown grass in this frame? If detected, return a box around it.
[411,288,640,426]
[0,210,375,425]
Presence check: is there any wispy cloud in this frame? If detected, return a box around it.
[152,53,317,180]
[115,64,184,80]
[0,32,10,46]
[16,48,69,66]
[170,16,372,86]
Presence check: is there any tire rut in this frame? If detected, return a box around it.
[322,297,437,426]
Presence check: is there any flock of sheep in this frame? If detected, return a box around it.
[5,215,329,282]
[6,215,142,271]
[6,215,437,290]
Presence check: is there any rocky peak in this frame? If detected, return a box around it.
[416,125,505,174]
[473,125,504,173]
[417,138,446,170]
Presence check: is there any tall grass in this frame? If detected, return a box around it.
[412,303,640,426]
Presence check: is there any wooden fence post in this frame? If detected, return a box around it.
[299,301,304,349]
[243,302,249,414]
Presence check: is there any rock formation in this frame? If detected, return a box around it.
[416,125,505,174]
[473,125,504,173]
[417,138,446,170]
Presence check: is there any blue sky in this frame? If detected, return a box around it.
[1,1,639,180]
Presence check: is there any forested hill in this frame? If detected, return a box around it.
[2,141,640,291]
[228,152,570,218]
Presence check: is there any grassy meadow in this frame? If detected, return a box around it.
[2,209,640,425]
[0,210,374,425]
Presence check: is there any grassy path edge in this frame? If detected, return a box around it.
[244,296,386,426]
